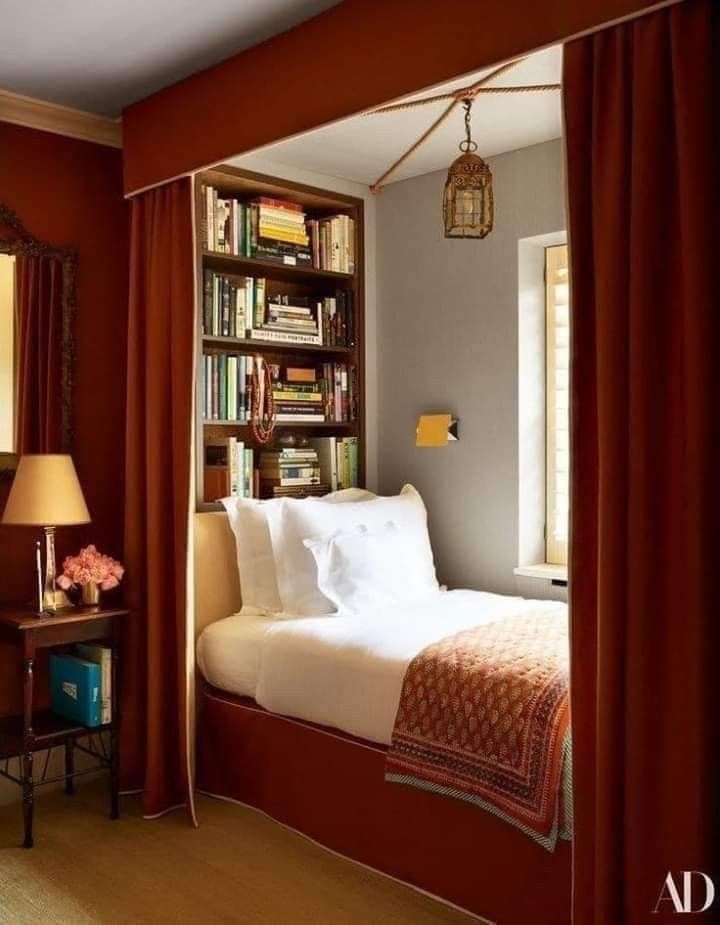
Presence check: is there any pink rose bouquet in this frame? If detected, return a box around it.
[57,545,125,591]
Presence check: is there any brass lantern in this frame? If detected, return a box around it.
[443,99,494,239]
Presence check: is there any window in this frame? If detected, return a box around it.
[545,244,569,565]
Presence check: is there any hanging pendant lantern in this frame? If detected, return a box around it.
[443,99,494,239]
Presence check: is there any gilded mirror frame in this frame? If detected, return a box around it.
[0,204,77,476]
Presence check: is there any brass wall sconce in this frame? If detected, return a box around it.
[416,414,459,447]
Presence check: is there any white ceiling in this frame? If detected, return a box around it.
[0,0,343,117]
[240,46,563,187]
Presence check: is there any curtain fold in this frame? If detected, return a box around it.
[123,178,196,819]
[15,254,64,452]
[564,2,719,922]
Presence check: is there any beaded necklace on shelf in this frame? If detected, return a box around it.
[250,356,276,445]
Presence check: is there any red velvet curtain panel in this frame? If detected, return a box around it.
[564,2,719,922]
[123,178,195,818]
[15,254,64,452]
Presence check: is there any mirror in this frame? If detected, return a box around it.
[0,204,76,473]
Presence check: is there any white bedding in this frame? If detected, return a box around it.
[197,589,567,747]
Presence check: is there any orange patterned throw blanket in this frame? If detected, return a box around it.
[386,610,570,849]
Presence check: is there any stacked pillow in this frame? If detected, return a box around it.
[221,485,439,617]
[304,522,439,616]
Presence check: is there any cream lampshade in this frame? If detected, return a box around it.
[2,455,91,613]
[2,455,90,526]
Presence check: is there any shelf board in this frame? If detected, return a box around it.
[202,335,354,356]
[203,251,355,285]
[201,165,362,213]
[0,709,109,758]
[202,420,356,429]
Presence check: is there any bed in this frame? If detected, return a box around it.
[194,510,571,925]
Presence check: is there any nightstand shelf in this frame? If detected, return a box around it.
[0,710,111,759]
[0,604,129,848]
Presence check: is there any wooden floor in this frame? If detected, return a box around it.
[0,784,476,924]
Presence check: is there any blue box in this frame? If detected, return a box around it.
[50,654,102,727]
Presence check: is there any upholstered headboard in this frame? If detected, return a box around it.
[193,512,241,638]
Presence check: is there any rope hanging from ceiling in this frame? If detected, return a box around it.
[365,58,561,192]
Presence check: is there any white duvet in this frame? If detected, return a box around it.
[197,588,568,746]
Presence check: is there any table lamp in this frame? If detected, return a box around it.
[1,454,91,614]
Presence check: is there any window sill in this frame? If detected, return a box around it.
[514,563,568,582]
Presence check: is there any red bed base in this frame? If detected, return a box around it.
[196,682,571,925]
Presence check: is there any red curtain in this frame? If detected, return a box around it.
[123,178,195,818]
[564,2,718,922]
[15,255,64,452]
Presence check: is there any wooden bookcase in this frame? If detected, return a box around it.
[194,165,365,511]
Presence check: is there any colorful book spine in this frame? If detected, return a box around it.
[50,654,102,728]
[248,329,322,346]
[75,644,112,725]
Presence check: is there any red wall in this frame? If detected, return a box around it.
[0,121,128,710]
[123,0,674,194]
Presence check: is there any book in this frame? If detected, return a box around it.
[310,437,338,491]
[273,381,320,391]
[264,322,318,334]
[275,412,326,423]
[309,436,359,490]
[248,329,322,346]
[259,447,322,497]
[200,187,247,256]
[229,437,242,495]
[272,391,323,402]
[316,290,354,347]
[227,356,238,421]
[246,201,313,264]
[76,644,112,725]
[259,465,319,476]
[347,436,359,487]
[270,483,330,498]
[251,242,312,265]
[259,225,310,246]
[257,207,306,224]
[268,304,313,316]
[201,353,258,422]
[317,362,356,422]
[306,214,356,273]
[202,271,250,337]
[261,447,317,456]
[253,277,266,329]
[286,367,316,383]
[262,476,321,487]
[254,196,303,214]
[50,654,102,728]
[273,402,326,412]
[204,438,254,501]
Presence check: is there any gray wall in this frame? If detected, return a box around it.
[377,139,565,594]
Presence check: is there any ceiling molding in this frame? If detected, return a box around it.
[0,88,122,149]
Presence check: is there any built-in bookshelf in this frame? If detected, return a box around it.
[195,165,365,511]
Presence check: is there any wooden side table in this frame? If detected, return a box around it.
[0,605,129,848]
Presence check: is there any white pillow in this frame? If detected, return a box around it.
[221,497,284,615]
[317,487,376,504]
[265,484,438,616]
[220,489,377,616]
[304,523,440,615]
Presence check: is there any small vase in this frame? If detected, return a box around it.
[81,581,101,606]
